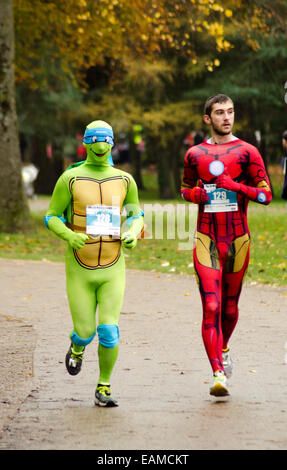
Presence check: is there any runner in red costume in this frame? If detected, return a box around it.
[181,95,272,396]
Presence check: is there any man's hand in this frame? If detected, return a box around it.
[216,171,239,192]
[192,186,209,204]
[181,186,209,204]
[121,231,137,249]
[67,232,89,250]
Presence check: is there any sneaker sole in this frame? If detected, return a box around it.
[210,383,230,397]
[65,354,82,376]
[94,398,118,407]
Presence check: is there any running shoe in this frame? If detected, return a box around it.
[210,370,229,397]
[65,343,85,376]
[222,348,233,378]
[95,384,118,407]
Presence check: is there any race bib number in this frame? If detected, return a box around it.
[86,205,121,237]
[204,184,238,213]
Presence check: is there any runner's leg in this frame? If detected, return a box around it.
[194,246,224,373]
[96,263,126,384]
[221,243,250,349]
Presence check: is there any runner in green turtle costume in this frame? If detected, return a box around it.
[45,120,144,406]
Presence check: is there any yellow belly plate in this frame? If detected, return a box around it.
[69,176,128,269]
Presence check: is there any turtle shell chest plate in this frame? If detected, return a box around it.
[69,176,129,269]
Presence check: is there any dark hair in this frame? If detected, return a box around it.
[204,94,233,117]
[282,130,287,141]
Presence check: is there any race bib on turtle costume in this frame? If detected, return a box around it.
[45,120,144,407]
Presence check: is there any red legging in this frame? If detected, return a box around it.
[193,239,250,373]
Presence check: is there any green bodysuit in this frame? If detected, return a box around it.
[45,120,143,393]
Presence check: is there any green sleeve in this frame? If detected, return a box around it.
[122,174,144,236]
[45,174,75,243]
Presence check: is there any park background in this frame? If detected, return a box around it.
[0,0,286,286]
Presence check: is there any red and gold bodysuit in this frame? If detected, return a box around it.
[181,139,272,374]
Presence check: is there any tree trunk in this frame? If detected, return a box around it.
[259,125,273,193]
[157,149,175,199]
[169,135,185,196]
[0,0,30,232]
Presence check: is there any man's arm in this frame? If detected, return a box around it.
[180,150,209,204]
[121,175,144,249]
[216,147,272,205]
[45,175,88,249]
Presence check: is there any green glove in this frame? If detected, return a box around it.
[47,216,89,249]
[67,232,89,250]
[121,231,137,249]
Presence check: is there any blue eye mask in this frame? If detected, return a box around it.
[83,127,114,146]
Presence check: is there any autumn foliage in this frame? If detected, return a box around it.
[14,0,275,90]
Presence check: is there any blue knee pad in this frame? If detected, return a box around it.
[71,330,96,347]
[97,324,119,349]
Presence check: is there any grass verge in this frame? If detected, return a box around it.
[0,197,286,287]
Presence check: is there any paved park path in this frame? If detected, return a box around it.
[0,256,287,451]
